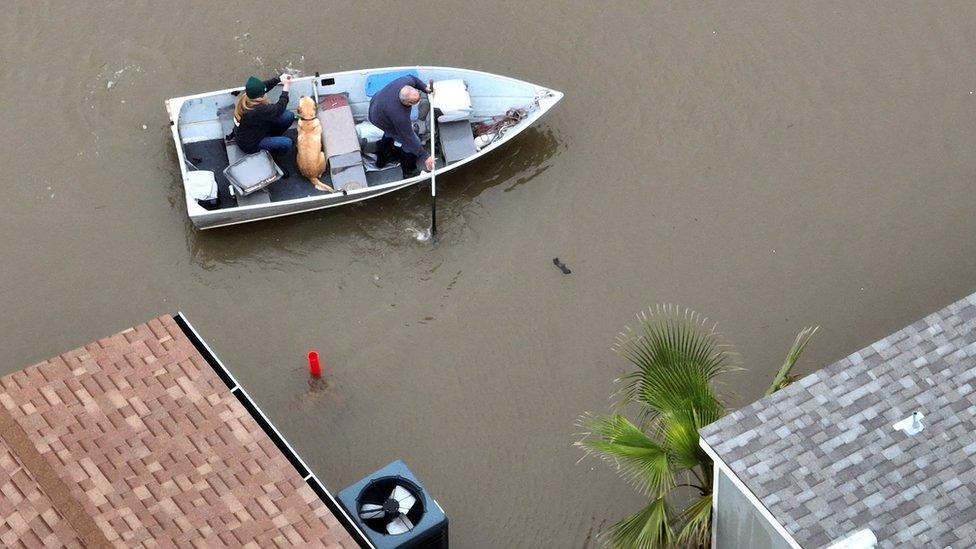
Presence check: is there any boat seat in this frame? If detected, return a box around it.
[438,120,477,164]
[319,94,368,191]
[430,79,477,164]
[218,107,271,205]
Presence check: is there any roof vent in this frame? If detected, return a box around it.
[826,528,878,549]
[892,411,924,436]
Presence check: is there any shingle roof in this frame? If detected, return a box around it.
[700,293,976,549]
[0,315,357,548]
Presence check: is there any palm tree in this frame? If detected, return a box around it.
[577,306,816,548]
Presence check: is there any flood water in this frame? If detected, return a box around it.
[4,2,976,547]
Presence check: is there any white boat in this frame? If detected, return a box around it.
[164,66,563,229]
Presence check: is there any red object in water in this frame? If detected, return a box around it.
[307,351,321,377]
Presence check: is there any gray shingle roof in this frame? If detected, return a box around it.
[700,293,976,549]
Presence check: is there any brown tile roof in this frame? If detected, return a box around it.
[0,315,358,548]
[0,437,84,547]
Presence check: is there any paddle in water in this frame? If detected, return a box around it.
[428,79,437,240]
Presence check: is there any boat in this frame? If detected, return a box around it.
[164,66,563,229]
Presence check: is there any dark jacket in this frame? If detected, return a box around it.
[235,77,288,153]
[367,75,430,160]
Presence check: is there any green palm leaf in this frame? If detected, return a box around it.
[675,493,712,548]
[577,413,674,497]
[581,306,818,547]
[614,306,731,421]
[766,326,819,395]
[604,496,673,549]
[658,409,714,471]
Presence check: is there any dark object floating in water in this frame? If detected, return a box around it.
[553,257,571,274]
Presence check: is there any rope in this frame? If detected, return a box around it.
[473,90,553,146]
[472,107,529,148]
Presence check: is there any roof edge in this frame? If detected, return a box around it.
[174,312,374,549]
[699,436,803,549]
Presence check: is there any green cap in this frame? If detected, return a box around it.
[244,76,265,99]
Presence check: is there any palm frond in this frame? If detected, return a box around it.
[603,496,673,549]
[583,307,814,548]
[640,364,724,417]
[577,414,674,497]
[675,493,712,548]
[658,408,720,471]
[765,326,819,395]
[614,306,732,417]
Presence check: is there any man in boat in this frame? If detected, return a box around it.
[367,75,435,178]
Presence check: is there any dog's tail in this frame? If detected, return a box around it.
[311,177,335,193]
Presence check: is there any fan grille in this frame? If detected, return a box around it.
[357,476,426,535]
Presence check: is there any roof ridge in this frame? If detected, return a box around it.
[0,400,110,548]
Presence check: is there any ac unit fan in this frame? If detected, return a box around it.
[337,460,448,549]
[358,477,425,535]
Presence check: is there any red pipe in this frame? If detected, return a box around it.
[307,351,321,377]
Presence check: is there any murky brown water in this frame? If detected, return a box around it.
[4,2,976,547]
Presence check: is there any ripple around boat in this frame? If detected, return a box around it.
[165,66,563,229]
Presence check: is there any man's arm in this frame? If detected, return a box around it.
[409,76,429,94]
[395,115,429,160]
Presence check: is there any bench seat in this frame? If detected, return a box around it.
[318,94,368,191]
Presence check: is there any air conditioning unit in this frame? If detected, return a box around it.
[337,460,448,548]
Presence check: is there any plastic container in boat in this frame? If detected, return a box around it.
[223,150,283,196]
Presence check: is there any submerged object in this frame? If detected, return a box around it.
[553,257,571,274]
[165,67,563,229]
[307,350,321,377]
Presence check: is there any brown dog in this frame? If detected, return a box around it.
[296,96,333,192]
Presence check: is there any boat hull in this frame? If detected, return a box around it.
[193,179,416,229]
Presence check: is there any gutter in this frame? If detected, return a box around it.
[174,313,374,549]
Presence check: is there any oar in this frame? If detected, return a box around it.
[429,81,437,238]
[312,71,320,104]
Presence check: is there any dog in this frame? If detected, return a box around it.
[296,96,333,192]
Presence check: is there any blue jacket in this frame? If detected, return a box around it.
[367,75,430,160]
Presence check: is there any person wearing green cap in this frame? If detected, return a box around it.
[232,73,295,162]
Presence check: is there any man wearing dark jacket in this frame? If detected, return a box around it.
[367,75,434,178]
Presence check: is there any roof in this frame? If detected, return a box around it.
[700,293,976,548]
[0,315,358,548]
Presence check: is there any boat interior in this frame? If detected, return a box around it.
[173,68,542,211]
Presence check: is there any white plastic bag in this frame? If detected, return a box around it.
[356,121,385,144]
[186,170,218,201]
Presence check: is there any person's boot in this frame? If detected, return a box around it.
[400,152,420,178]
[376,137,395,169]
